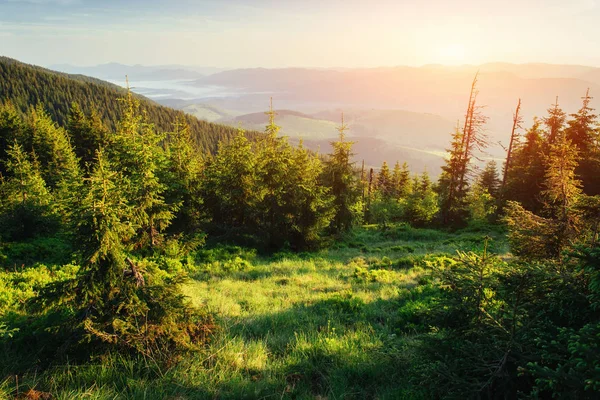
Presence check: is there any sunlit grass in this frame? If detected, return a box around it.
[1,225,506,399]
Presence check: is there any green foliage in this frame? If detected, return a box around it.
[2,55,600,399]
[29,113,213,361]
[0,237,71,268]
[163,119,205,233]
[478,160,500,198]
[111,91,176,251]
[203,109,334,250]
[67,102,109,170]
[30,105,82,190]
[466,183,497,222]
[0,142,59,241]
[0,101,28,176]
[324,116,360,233]
[202,129,258,233]
[392,161,412,198]
[403,171,439,227]
[565,91,600,196]
[503,118,547,213]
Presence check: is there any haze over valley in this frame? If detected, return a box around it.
[49,61,600,173]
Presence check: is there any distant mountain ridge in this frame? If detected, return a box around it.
[184,63,600,159]
[49,62,228,81]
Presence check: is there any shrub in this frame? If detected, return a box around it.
[0,237,72,268]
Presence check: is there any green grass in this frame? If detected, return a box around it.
[0,224,507,399]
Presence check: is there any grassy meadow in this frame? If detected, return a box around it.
[1,224,507,399]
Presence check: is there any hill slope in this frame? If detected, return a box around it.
[223,110,339,140]
[0,57,259,153]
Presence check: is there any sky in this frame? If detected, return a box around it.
[1,0,600,68]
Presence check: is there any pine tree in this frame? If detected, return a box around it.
[376,161,392,198]
[393,161,412,199]
[282,142,335,248]
[30,104,82,190]
[255,99,293,247]
[67,102,109,171]
[405,171,439,227]
[543,97,566,148]
[0,101,28,176]
[441,73,488,221]
[466,183,497,223]
[324,113,359,233]
[439,123,468,225]
[0,142,57,240]
[542,132,582,257]
[36,150,212,357]
[505,129,583,259]
[478,161,500,199]
[164,118,204,234]
[565,89,600,195]
[202,128,258,232]
[438,73,491,227]
[112,90,175,250]
[504,118,546,213]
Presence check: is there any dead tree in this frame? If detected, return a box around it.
[501,98,522,190]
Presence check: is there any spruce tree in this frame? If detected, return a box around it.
[565,89,600,195]
[442,73,488,225]
[0,101,28,176]
[393,161,412,199]
[505,129,583,259]
[478,161,500,199]
[0,142,57,241]
[37,150,212,357]
[543,97,566,148]
[542,132,582,257]
[255,99,293,247]
[202,128,258,233]
[439,123,469,225]
[30,104,82,190]
[504,118,546,213]
[111,90,175,250]
[324,113,359,233]
[164,118,204,234]
[67,102,109,171]
[376,161,393,198]
[283,142,334,248]
[405,171,439,227]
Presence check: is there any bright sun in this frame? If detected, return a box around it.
[437,44,467,65]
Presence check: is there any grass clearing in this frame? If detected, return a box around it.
[1,225,507,399]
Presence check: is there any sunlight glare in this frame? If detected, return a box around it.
[437,43,467,65]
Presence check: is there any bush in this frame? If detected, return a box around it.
[0,236,72,268]
[390,245,415,253]
[195,245,257,264]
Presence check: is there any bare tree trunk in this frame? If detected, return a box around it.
[367,168,374,222]
[457,96,477,195]
[361,159,365,211]
[446,73,478,222]
[502,99,522,190]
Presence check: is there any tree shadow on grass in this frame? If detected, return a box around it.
[1,292,431,399]
[221,294,431,399]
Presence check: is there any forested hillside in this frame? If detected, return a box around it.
[0,57,260,153]
[1,58,599,399]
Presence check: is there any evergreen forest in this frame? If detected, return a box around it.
[0,58,599,399]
